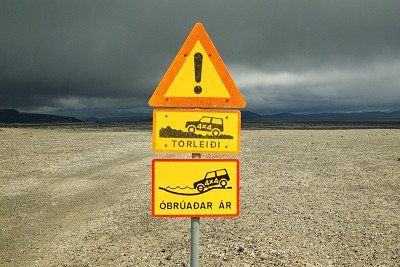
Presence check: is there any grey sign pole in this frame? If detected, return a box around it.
[190,153,201,267]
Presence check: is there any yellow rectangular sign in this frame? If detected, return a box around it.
[152,109,241,154]
[152,159,239,217]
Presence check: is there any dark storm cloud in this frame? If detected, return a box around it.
[1,0,399,116]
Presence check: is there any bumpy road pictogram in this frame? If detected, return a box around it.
[159,117,234,139]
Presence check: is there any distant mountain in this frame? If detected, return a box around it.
[242,110,400,122]
[241,111,264,120]
[81,114,151,123]
[81,110,400,123]
[0,109,82,123]
[79,116,101,122]
[3,109,398,124]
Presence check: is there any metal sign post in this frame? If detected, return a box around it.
[190,153,200,267]
[190,217,200,267]
[149,22,246,267]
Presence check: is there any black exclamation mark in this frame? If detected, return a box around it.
[194,52,203,94]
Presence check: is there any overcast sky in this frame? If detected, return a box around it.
[1,0,399,117]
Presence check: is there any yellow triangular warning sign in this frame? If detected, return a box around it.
[148,23,246,108]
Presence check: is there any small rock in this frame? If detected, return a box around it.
[238,246,245,253]
[260,253,269,260]
[166,255,171,260]
[161,249,166,253]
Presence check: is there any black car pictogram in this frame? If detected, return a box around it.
[193,169,230,192]
[185,116,224,137]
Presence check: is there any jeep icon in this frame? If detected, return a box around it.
[185,116,224,137]
[193,169,230,192]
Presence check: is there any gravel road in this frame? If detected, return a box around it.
[0,127,399,266]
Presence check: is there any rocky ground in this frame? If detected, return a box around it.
[0,127,399,266]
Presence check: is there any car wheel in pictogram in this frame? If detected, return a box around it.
[219,179,227,188]
[188,126,196,133]
[212,128,220,137]
[196,184,205,192]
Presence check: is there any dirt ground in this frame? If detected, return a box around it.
[0,127,399,266]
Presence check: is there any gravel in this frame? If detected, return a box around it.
[0,127,399,266]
